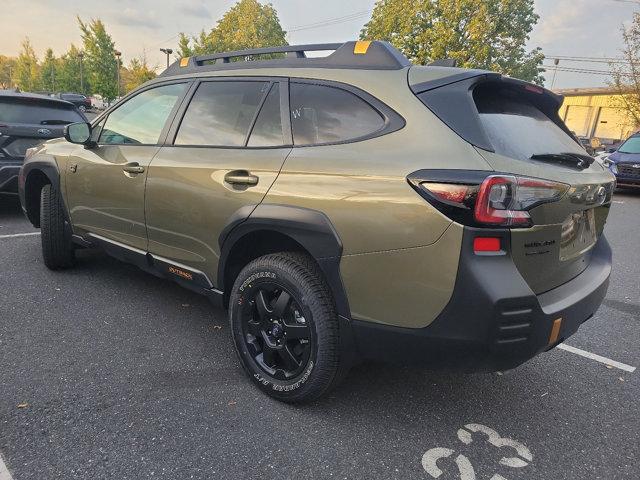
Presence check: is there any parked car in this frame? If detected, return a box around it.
[89,95,108,110]
[19,41,615,403]
[603,133,640,188]
[57,92,92,112]
[0,90,86,194]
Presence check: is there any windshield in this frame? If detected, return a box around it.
[617,136,640,154]
[474,87,584,161]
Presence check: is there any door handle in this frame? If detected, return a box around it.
[224,170,259,186]
[122,163,145,174]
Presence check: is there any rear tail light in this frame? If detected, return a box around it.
[414,174,568,228]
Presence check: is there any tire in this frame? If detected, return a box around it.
[229,252,345,403]
[40,183,75,270]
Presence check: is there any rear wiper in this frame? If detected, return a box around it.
[530,153,594,170]
[40,120,70,125]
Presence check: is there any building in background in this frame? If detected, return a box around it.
[556,87,638,145]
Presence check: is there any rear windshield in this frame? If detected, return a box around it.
[617,136,640,154]
[0,98,84,125]
[473,85,583,161]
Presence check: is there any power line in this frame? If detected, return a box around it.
[288,10,372,33]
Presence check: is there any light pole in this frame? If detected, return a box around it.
[551,58,560,90]
[115,50,122,98]
[160,48,173,70]
[78,51,84,94]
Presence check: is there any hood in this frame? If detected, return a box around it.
[609,150,640,164]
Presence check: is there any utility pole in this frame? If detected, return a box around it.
[160,48,173,70]
[115,50,122,98]
[551,58,560,90]
[78,51,84,94]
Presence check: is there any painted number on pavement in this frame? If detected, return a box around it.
[421,423,533,480]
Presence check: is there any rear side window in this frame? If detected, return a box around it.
[289,83,385,145]
[100,83,187,145]
[473,85,583,161]
[0,98,84,125]
[175,81,269,146]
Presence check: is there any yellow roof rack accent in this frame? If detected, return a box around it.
[179,57,189,67]
[353,41,372,55]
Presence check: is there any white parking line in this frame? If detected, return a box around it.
[0,453,13,480]
[0,232,40,239]
[557,344,636,373]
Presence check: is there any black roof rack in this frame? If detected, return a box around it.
[160,41,411,77]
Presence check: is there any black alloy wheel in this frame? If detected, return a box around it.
[242,284,312,380]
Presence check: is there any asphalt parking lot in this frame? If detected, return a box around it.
[0,191,638,480]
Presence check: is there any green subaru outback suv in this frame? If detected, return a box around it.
[19,41,615,402]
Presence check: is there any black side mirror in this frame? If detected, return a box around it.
[607,147,617,153]
[64,122,95,147]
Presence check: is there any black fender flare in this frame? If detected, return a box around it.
[20,158,64,226]
[218,204,351,319]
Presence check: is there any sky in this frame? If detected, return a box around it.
[0,0,638,89]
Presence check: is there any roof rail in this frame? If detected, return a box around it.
[160,41,411,76]
[195,43,344,64]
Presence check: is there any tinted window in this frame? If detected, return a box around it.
[617,136,640,154]
[0,98,84,125]
[289,83,384,145]
[100,83,186,145]
[248,84,284,147]
[176,81,269,146]
[473,85,583,161]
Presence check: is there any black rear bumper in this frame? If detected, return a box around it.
[351,230,611,372]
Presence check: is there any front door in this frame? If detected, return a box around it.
[65,82,189,250]
[145,79,291,286]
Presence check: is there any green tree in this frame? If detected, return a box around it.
[179,0,287,56]
[0,55,17,89]
[14,38,40,91]
[610,12,640,130]
[122,56,157,93]
[78,17,118,99]
[40,48,58,93]
[177,32,194,58]
[57,45,84,93]
[361,0,545,84]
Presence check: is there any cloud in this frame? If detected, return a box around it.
[178,1,211,19]
[112,7,161,29]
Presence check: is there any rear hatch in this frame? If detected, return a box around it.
[0,94,85,163]
[409,67,615,294]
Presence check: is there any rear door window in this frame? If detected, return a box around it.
[289,83,385,145]
[100,83,187,145]
[0,98,84,125]
[175,81,269,147]
[247,83,284,147]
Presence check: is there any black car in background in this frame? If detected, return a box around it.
[57,93,92,112]
[0,90,86,194]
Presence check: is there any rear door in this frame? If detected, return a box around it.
[65,82,189,250]
[145,78,291,287]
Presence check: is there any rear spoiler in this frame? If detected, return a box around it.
[411,72,571,152]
